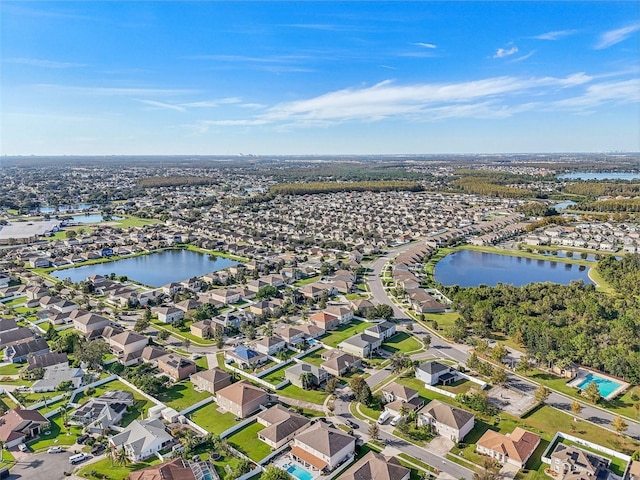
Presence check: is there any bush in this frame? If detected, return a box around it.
[85,386,96,396]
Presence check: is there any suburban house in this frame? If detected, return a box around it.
[70,390,134,434]
[208,289,241,305]
[256,404,311,449]
[215,380,269,418]
[381,382,425,417]
[226,345,267,369]
[549,444,612,480]
[476,427,541,469]
[338,333,381,358]
[109,417,174,462]
[0,407,50,448]
[26,352,68,372]
[127,458,218,480]
[0,328,34,351]
[407,289,446,313]
[349,299,376,317]
[190,367,232,395]
[320,350,361,377]
[275,326,306,346]
[190,319,215,339]
[338,450,410,480]
[324,305,354,324]
[364,321,396,341]
[309,311,340,331]
[153,306,184,324]
[0,318,18,334]
[141,346,168,366]
[253,335,287,356]
[296,324,325,339]
[107,331,148,366]
[285,362,329,388]
[32,364,85,392]
[4,337,50,363]
[290,421,356,473]
[417,400,475,442]
[157,353,197,381]
[73,311,110,336]
[416,361,459,386]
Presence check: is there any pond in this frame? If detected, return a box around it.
[434,250,593,287]
[62,215,122,224]
[553,200,577,210]
[558,172,640,181]
[51,249,239,287]
[36,204,95,213]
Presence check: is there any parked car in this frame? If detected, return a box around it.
[345,419,358,429]
[69,453,88,465]
[17,443,28,452]
[76,434,90,445]
[90,444,106,456]
[47,446,63,454]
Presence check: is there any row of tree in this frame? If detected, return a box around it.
[269,180,423,196]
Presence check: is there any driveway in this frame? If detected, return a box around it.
[7,451,76,480]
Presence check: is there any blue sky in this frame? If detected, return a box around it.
[1,1,639,155]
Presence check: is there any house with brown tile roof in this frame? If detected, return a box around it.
[309,311,340,331]
[256,404,311,449]
[0,407,50,448]
[476,427,541,469]
[215,380,269,418]
[291,421,356,473]
[190,367,232,395]
[320,350,361,377]
[337,450,410,480]
[417,400,475,443]
[157,353,197,381]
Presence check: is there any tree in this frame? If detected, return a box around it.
[423,333,431,350]
[491,368,508,386]
[612,415,628,436]
[261,465,293,480]
[350,375,372,405]
[490,344,508,363]
[325,377,339,394]
[534,385,550,404]
[256,285,278,301]
[134,314,150,332]
[390,352,411,373]
[183,338,191,349]
[375,304,394,321]
[467,352,480,370]
[368,421,380,441]
[114,445,128,466]
[75,339,109,370]
[233,458,251,478]
[473,458,502,480]
[515,355,531,374]
[157,329,171,341]
[583,381,601,404]
[571,400,582,417]
[299,372,314,390]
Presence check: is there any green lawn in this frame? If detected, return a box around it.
[114,215,160,228]
[548,436,627,476]
[293,275,322,287]
[1,448,15,469]
[20,390,65,407]
[260,364,290,385]
[320,320,366,347]
[156,381,211,411]
[78,456,162,480]
[151,320,215,346]
[421,311,460,332]
[195,356,209,371]
[602,385,640,420]
[382,332,423,354]
[0,394,18,411]
[438,379,475,395]
[189,402,240,434]
[345,293,370,300]
[27,414,83,451]
[0,363,24,375]
[226,421,271,462]
[298,348,328,366]
[3,298,25,307]
[72,380,152,425]
[278,383,329,405]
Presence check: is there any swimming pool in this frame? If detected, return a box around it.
[576,373,622,398]
[287,464,314,480]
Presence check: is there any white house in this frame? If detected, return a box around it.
[290,421,356,473]
[417,400,474,443]
[109,418,174,462]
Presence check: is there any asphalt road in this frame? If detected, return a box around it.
[7,451,79,480]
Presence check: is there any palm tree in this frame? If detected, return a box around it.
[115,445,129,466]
[299,372,314,390]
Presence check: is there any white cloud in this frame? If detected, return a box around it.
[413,42,437,49]
[5,57,86,68]
[551,79,640,109]
[595,24,640,49]
[493,46,519,58]
[533,30,577,40]
[181,98,242,108]
[511,50,536,62]
[34,84,197,96]
[137,99,185,112]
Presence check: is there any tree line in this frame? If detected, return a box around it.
[138,176,217,188]
[441,272,640,383]
[268,180,423,196]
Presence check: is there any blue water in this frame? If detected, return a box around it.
[576,373,622,397]
[51,249,239,287]
[65,214,122,223]
[554,200,577,210]
[287,465,314,480]
[558,172,640,181]
[36,204,94,213]
[434,250,593,287]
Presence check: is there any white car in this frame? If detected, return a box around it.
[48,446,63,454]
[18,443,28,452]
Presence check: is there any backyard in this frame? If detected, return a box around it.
[189,402,239,434]
[226,421,271,462]
[27,414,83,452]
[320,320,366,347]
[382,332,423,354]
[156,381,211,411]
[298,348,328,366]
[260,364,290,385]
[78,456,161,480]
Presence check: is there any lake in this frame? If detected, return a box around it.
[51,249,238,287]
[553,200,577,210]
[63,215,122,224]
[434,250,593,287]
[36,204,95,213]
[558,172,640,181]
